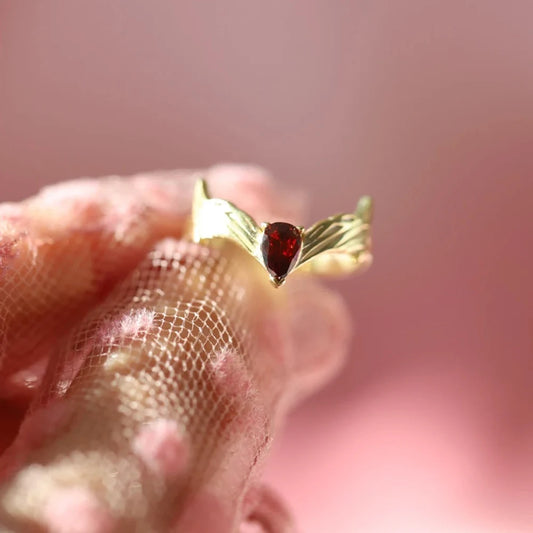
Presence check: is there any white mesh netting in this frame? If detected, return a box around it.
[0,167,350,533]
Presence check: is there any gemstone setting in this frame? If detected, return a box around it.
[260,222,302,285]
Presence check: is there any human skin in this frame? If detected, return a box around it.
[0,166,351,532]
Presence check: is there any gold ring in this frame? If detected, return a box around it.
[190,178,373,287]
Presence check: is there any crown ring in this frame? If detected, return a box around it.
[189,178,373,288]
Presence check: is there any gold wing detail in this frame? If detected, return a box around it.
[190,177,374,283]
[190,178,262,260]
[296,196,373,276]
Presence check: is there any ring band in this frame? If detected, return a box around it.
[190,178,373,287]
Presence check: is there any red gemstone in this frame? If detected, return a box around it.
[261,222,302,283]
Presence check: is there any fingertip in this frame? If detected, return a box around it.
[284,278,352,403]
[206,165,307,225]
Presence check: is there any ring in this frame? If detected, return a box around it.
[190,178,373,287]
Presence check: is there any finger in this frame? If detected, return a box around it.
[0,165,305,388]
[0,235,348,532]
[0,170,189,387]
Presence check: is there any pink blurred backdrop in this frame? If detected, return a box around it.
[1,2,532,531]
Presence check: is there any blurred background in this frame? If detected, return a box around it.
[1,1,532,531]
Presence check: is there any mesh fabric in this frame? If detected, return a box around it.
[0,168,350,532]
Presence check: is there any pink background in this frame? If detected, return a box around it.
[1,2,532,531]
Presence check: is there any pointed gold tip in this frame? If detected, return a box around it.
[270,275,286,288]
[190,178,210,242]
[356,195,373,223]
[194,177,210,203]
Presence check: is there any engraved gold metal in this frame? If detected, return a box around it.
[190,178,373,287]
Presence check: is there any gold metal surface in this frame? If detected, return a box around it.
[190,178,373,287]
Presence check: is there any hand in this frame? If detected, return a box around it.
[0,165,350,533]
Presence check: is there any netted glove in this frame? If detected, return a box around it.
[0,165,350,533]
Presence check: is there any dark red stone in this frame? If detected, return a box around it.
[261,222,302,283]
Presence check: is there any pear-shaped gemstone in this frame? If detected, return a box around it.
[260,222,302,284]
